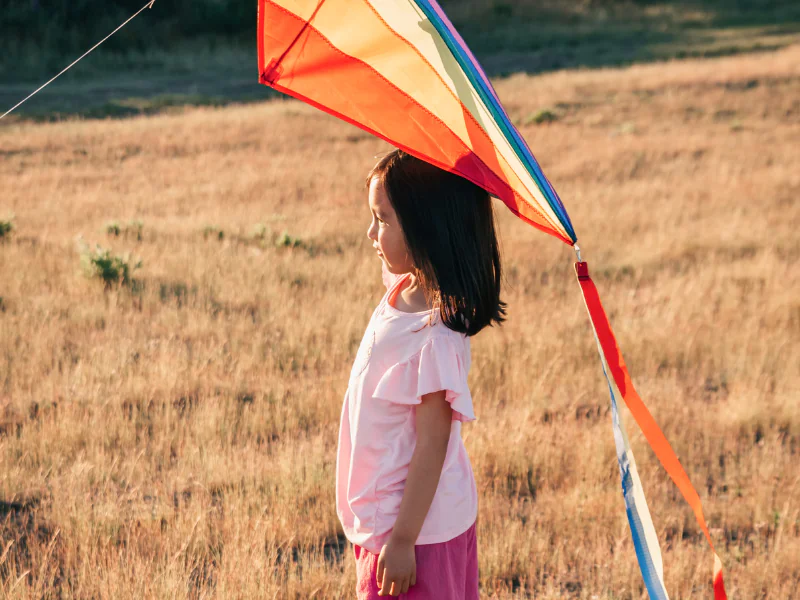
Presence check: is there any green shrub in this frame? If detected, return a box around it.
[78,239,142,289]
[203,225,225,241]
[105,220,122,236]
[106,218,144,240]
[525,109,559,125]
[0,214,15,241]
[276,230,303,248]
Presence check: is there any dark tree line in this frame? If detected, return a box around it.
[2,0,795,66]
[2,0,257,56]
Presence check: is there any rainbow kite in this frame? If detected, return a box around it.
[257,1,727,597]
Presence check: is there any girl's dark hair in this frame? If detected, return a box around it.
[366,148,507,337]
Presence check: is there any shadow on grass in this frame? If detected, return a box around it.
[0,65,280,123]
[447,0,800,75]
[0,0,798,122]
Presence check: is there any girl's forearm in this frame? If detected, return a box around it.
[389,438,449,546]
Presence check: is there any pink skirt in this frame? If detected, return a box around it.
[353,520,479,599]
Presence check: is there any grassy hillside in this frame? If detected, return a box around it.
[0,45,798,597]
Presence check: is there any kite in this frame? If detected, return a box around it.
[257,0,727,598]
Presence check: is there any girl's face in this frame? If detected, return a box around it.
[366,176,413,274]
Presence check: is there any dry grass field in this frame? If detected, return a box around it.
[1,44,798,598]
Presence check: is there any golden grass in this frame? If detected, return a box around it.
[1,44,798,598]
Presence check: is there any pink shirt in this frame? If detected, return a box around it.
[336,263,479,553]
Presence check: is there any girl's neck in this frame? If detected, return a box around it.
[396,272,435,312]
[404,272,420,295]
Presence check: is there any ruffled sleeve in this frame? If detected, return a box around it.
[372,335,476,422]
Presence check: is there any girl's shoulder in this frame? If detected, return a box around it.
[372,321,474,419]
[411,321,471,369]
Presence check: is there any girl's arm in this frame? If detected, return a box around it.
[388,390,452,545]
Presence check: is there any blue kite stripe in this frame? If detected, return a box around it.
[417,0,575,239]
[604,376,670,600]
[412,0,577,242]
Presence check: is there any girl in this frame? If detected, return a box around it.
[336,149,506,599]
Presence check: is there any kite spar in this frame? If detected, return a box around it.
[257,1,728,597]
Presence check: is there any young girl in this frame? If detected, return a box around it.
[336,149,506,599]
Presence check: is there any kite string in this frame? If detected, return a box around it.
[0,0,157,121]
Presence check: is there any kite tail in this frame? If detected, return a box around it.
[574,261,728,600]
